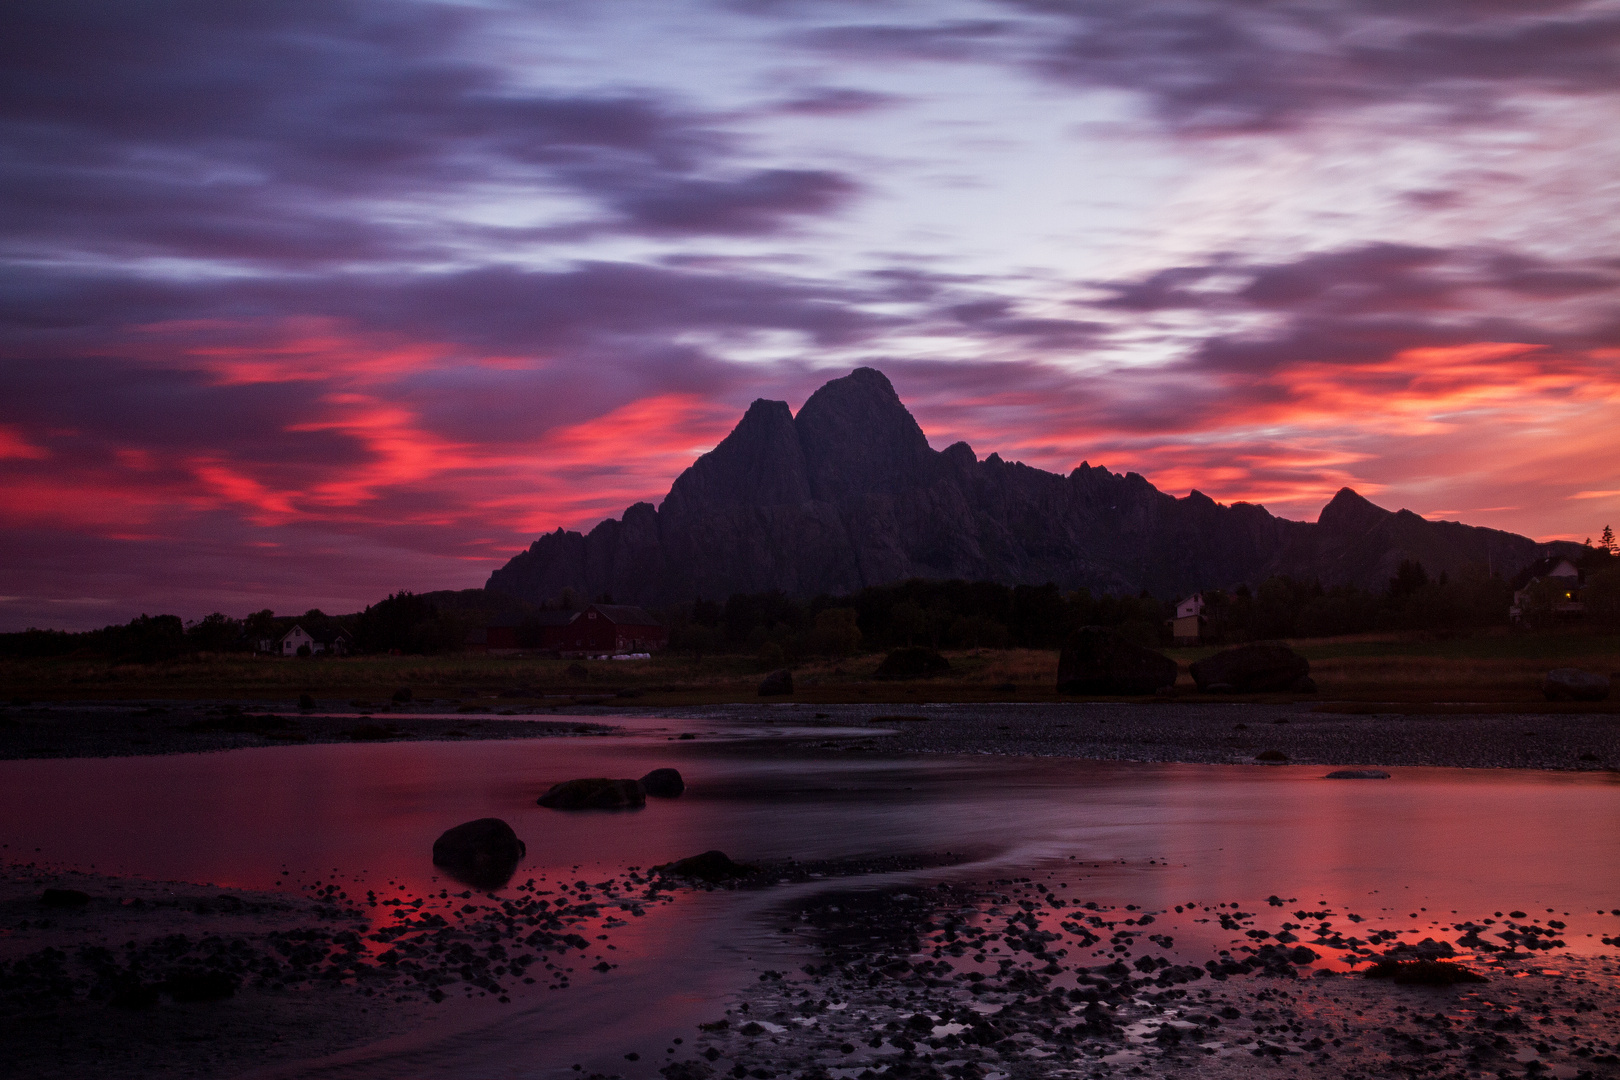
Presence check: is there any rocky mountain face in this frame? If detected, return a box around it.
[487,368,1567,607]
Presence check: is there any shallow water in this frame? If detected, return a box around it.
[2,717,1617,1077]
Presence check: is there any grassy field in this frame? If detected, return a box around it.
[3,630,1618,710]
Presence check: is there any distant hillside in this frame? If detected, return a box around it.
[488,368,1575,606]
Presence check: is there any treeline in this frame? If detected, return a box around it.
[0,591,469,661]
[660,579,1172,660]
[660,552,1620,661]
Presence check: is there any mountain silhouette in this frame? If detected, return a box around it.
[487,368,1568,606]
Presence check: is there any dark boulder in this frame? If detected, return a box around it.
[758,668,793,696]
[297,693,316,710]
[1254,750,1289,762]
[537,777,646,809]
[392,686,412,703]
[875,647,952,679]
[655,850,754,882]
[565,662,590,681]
[40,888,91,908]
[1055,627,1177,695]
[1190,643,1312,693]
[1325,769,1390,779]
[640,767,685,797]
[431,817,527,889]
[1544,668,1610,701]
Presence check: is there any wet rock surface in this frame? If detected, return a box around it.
[431,818,527,890]
[641,767,687,797]
[539,777,647,809]
[666,872,1620,1080]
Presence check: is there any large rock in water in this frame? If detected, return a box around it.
[640,767,685,797]
[1056,627,1177,695]
[1544,668,1610,701]
[431,818,526,888]
[1190,644,1312,693]
[655,850,754,882]
[537,778,646,809]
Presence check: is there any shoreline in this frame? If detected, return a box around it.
[2,699,1617,771]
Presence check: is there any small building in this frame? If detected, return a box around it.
[277,624,352,657]
[467,606,667,656]
[1169,593,1207,645]
[552,605,668,656]
[1509,557,1584,623]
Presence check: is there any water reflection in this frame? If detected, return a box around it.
[2,720,1617,1078]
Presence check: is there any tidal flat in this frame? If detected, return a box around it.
[1,709,1616,1078]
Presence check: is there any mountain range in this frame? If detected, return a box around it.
[486,368,1570,608]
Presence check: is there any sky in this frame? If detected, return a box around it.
[3,0,1619,630]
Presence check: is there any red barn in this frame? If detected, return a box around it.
[550,604,667,655]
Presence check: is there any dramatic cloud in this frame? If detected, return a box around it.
[2,0,1618,627]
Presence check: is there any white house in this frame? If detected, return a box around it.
[1170,593,1207,644]
[276,624,352,657]
[1509,557,1584,623]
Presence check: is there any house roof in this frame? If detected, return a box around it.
[1511,556,1581,591]
[588,604,662,627]
[278,623,350,645]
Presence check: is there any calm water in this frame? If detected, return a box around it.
[2,716,1617,1077]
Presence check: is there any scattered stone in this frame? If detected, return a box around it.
[874,647,952,679]
[758,669,793,696]
[297,694,316,710]
[392,687,413,703]
[1055,626,1178,695]
[1190,643,1312,693]
[655,850,754,882]
[537,777,647,810]
[1325,768,1391,779]
[640,767,685,797]
[40,888,91,908]
[1543,668,1610,701]
[430,817,527,889]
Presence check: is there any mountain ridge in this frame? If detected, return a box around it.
[487,368,1573,607]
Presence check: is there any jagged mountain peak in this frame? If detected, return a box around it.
[1318,487,1389,532]
[793,366,933,499]
[487,369,1559,607]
